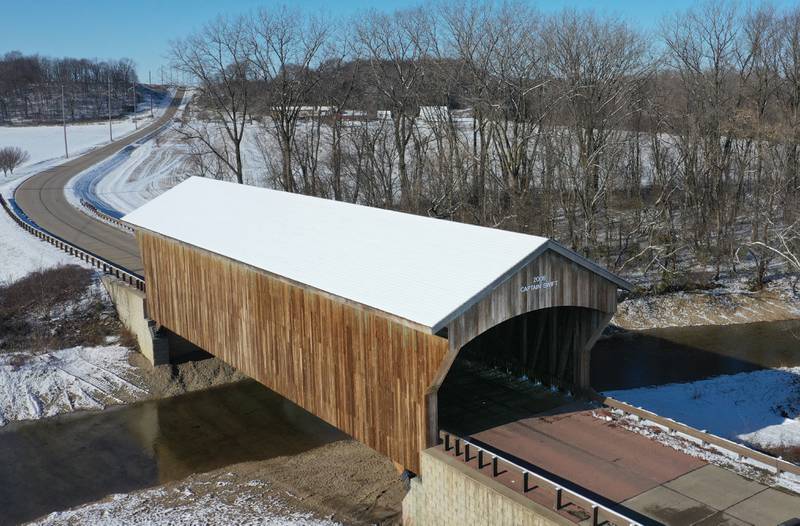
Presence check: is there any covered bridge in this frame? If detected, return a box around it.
[122,177,631,474]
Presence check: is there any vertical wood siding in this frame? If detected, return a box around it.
[447,250,618,352]
[138,231,449,474]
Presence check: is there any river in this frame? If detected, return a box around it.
[2,319,798,524]
[591,318,800,391]
[0,380,345,525]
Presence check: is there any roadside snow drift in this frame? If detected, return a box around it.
[0,208,88,284]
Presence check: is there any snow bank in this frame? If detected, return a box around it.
[73,130,190,215]
[0,204,88,284]
[32,473,340,526]
[0,345,147,426]
[614,276,800,330]
[606,367,800,450]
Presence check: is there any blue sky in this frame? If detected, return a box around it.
[0,0,793,82]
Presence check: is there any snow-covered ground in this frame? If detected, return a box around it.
[0,204,89,284]
[0,345,147,426]
[606,367,800,452]
[65,90,192,215]
[75,127,192,215]
[32,471,340,526]
[614,275,800,330]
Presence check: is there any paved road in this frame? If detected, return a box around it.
[15,89,185,276]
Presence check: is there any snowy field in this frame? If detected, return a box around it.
[32,472,340,526]
[606,367,800,452]
[0,345,147,426]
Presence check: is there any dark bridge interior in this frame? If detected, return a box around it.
[437,306,603,437]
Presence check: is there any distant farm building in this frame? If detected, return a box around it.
[123,178,630,473]
[339,109,367,121]
[270,106,334,119]
[419,105,449,122]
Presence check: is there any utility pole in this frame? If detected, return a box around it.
[108,75,113,142]
[61,84,68,158]
[132,77,137,130]
[149,70,154,118]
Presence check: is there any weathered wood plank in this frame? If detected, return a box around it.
[138,230,449,474]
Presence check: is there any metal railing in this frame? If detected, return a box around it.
[79,199,135,234]
[438,430,642,526]
[0,194,145,291]
[595,394,800,478]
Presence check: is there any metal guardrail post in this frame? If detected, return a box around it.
[437,429,642,525]
[523,471,533,493]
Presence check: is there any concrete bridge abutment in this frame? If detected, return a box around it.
[403,448,571,526]
[101,276,169,365]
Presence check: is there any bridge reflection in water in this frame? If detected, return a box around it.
[0,380,344,525]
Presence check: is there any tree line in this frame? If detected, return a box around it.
[0,52,139,123]
[171,1,800,289]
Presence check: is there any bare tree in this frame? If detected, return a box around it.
[248,7,329,193]
[355,8,434,210]
[0,146,29,175]
[546,10,649,257]
[171,15,252,183]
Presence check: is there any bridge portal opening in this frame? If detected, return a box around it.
[437,306,606,436]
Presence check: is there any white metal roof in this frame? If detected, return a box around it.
[122,177,626,332]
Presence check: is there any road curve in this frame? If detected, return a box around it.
[15,89,185,276]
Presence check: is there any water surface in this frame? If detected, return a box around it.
[592,318,800,391]
[0,380,344,525]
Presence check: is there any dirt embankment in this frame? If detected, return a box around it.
[214,440,407,525]
[614,276,800,330]
[128,351,247,398]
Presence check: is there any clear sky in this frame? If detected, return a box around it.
[0,0,794,83]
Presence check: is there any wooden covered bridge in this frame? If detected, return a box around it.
[122,177,631,474]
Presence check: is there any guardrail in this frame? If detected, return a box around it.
[0,194,145,291]
[79,199,135,234]
[438,429,642,526]
[595,393,800,478]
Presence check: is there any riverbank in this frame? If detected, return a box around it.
[0,380,406,526]
[31,440,405,526]
[614,274,800,330]
[0,265,247,428]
